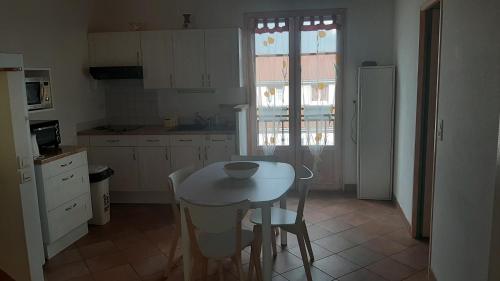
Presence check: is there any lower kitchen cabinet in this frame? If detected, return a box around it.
[170,145,204,171]
[137,146,171,190]
[88,146,139,191]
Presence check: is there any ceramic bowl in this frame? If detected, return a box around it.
[223,162,259,179]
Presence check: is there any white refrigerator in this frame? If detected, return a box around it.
[357,66,395,200]
[0,53,45,281]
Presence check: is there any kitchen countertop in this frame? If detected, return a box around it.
[77,126,236,136]
[34,146,87,165]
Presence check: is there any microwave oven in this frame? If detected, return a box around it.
[25,77,52,111]
[29,120,61,149]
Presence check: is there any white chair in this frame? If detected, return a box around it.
[163,165,196,280]
[249,165,314,281]
[230,155,277,162]
[181,198,262,281]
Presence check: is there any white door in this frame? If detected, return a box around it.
[88,32,142,66]
[204,29,242,88]
[137,147,171,190]
[170,145,203,171]
[173,30,206,88]
[141,31,175,89]
[89,147,139,191]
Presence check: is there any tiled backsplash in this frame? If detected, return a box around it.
[103,80,246,126]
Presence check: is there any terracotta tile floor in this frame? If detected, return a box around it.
[43,191,430,281]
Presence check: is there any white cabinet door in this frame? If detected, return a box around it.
[204,28,243,88]
[170,145,203,171]
[204,142,228,165]
[137,147,171,191]
[88,147,139,191]
[88,32,142,66]
[173,30,205,88]
[141,31,175,89]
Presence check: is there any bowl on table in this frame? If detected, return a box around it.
[224,162,259,179]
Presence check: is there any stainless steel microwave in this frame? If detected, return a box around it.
[25,77,52,111]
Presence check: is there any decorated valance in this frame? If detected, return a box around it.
[255,18,289,34]
[301,15,340,31]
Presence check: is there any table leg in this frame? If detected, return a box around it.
[280,198,287,247]
[261,204,272,281]
[181,206,191,281]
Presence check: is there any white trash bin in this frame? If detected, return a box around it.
[88,165,113,225]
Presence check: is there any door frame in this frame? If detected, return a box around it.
[411,0,442,238]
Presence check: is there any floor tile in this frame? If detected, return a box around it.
[271,251,304,274]
[45,249,82,269]
[367,258,416,281]
[403,270,430,281]
[317,218,354,233]
[85,252,128,273]
[318,205,353,218]
[384,230,421,247]
[334,212,373,227]
[288,242,334,261]
[66,274,95,281]
[78,240,119,259]
[281,266,334,281]
[92,264,140,281]
[390,245,429,270]
[45,261,90,281]
[362,237,407,256]
[338,227,380,245]
[121,240,163,262]
[314,235,356,253]
[337,268,387,281]
[302,224,333,241]
[338,245,385,267]
[312,254,360,278]
[130,254,167,277]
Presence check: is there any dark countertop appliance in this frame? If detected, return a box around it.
[30,120,61,149]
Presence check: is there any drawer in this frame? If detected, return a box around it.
[46,193,92,243]
[170,135,202,146]
[205,134,234,143]
[42,151,87,179]
[137,135,170,147]
[44,166,90,211]
[90,135,138,147]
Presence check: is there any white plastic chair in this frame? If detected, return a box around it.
[250,165,314,281]
[163,165,196,279]
[181,198,262,281]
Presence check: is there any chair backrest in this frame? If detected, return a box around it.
[180,198,250,234]
[230,155,277,162]
[295,165,314,224]
[167,165,196,199]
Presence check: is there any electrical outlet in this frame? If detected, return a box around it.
[437,119,444,141]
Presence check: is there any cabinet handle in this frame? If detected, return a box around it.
[198,146,201,160]
[169,74,173,88]
[205,146,208,160]
[178,139,192,142]
[165,147,169,160]
[65,203,77,212]
[136,51,140,65]
[133,150,136,160]
[146,139,160,143]
[211,139,225,142]
[106,140,120,143]
[62,174,74,182]
[60,161,73,167]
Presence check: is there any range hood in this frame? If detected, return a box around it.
[89,66,143,80]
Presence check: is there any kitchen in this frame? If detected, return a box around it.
[1,0,499,281]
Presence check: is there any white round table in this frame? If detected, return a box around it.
[177,161,296,281]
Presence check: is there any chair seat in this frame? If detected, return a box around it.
[198,229,254,258]
[250,207,298,226]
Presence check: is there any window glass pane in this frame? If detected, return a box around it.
[300,29,337,146]
[255,30,290,146]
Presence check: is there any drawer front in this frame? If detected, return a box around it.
[42,151,87,179]
[46,193,92,243]
[170,135,202,146]
[206,134,234,143]
[90,135,138,147]
[137,135,170,147]
[45,166,90,211]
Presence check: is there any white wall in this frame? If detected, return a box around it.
[393,0,500,280]
[392,0,421,223]
[89,0,395,185]
[0,0,106,145]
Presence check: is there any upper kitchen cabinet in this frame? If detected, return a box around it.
[173,30,206,88]
[88,32,142,66]
[204,29,244,88]
[141,31,175,89]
